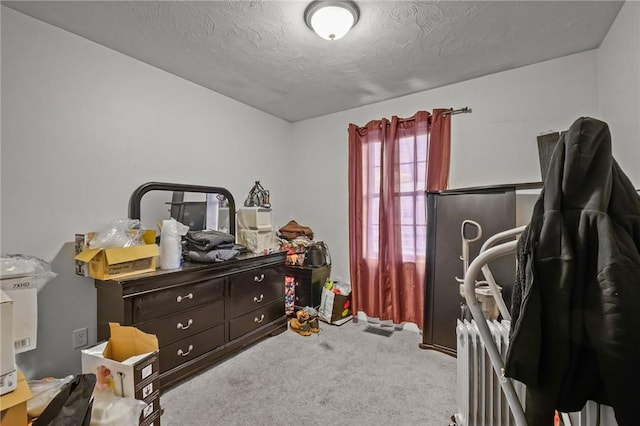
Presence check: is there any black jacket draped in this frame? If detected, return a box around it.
[505,117,640,425]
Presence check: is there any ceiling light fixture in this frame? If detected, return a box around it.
[304,1,359,41]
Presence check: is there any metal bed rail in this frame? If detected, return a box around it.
[462,228,527,426]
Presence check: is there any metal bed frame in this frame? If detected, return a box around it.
[461,225,527,425]
[461,226,619,426]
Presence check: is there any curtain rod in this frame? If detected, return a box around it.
[442,106,472,116]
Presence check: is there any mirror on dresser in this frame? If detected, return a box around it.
[92,182,287,393]
[128,182,236,236]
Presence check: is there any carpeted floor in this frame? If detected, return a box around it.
[160,319,456,425]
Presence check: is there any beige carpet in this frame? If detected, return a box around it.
[160,319,457,425]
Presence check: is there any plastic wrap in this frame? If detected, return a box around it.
[90,387,147,426]
[27,376,75,418]
[0,254,57,290]
[88,219,145,249]
[32,374,96,426]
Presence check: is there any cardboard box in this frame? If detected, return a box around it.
[0,290,16,393]
[74,233,93,277]
[0,282,37,354]
[139,390,161,425]
[140,409,161,426]
[318,287,352,325]
[0,370,32,426]
[81,323,159,401]
[75,231,159,280]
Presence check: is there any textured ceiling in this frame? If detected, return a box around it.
[3,1,624,122]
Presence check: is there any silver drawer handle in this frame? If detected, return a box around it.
[254,314,265,323]
[177,319,193,330]
[176,293,194,303]
[254,274,265,282]
[177,345,193,357]
[253,294,264,303]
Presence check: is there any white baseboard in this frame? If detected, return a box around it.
[355,311,421,334]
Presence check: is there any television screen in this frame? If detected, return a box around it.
[177,202,207,231]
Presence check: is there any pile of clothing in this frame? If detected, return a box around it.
[277,220,329,266]
[182,229,245,263]
[278,220,315,265]
[278,220,314,240]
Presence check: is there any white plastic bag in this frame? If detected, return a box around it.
[90,387,147,426]
[89,219,145,249]
[27,375,75,418]
[0,254,57,291]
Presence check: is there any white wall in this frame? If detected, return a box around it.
[289,0,639,298]
[597,0,640,186]
[1,7,291,378]
[2,4,638,379]
[289,51,601,281]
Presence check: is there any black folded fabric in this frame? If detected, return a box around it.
[186,249,240,263]
[184,230,235,251]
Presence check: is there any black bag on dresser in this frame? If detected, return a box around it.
[305,242,331,267]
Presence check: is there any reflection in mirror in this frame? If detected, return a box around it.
[139,191,230,235]
[129,182,236,237]
[169,192,230,233]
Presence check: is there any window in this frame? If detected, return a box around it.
[366,135,427,262]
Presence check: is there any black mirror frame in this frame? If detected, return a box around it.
[128,182,236,236]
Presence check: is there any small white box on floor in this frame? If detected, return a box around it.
[81,323,159,400]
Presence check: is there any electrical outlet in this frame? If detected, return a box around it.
[73,327,88,349]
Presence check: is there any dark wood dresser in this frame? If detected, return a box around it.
[94,251,287,391]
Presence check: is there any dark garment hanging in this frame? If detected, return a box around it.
[505,117,640,426]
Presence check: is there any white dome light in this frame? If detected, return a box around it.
[304,1,360,41]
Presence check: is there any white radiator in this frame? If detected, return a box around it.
[455,319,619,426]
[455,319,526,426]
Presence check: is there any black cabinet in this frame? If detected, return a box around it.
[420,185,519,356]
[284,264,331,311]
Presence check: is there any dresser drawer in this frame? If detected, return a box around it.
[229,280,282,318]
[135,299,224,346]
[133,277,224,322]
[229,267,282,297]
[229,299,284,341]
[160,324,225,373]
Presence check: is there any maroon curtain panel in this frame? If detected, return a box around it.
[348,110,451,329]
[428,109,452,192]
